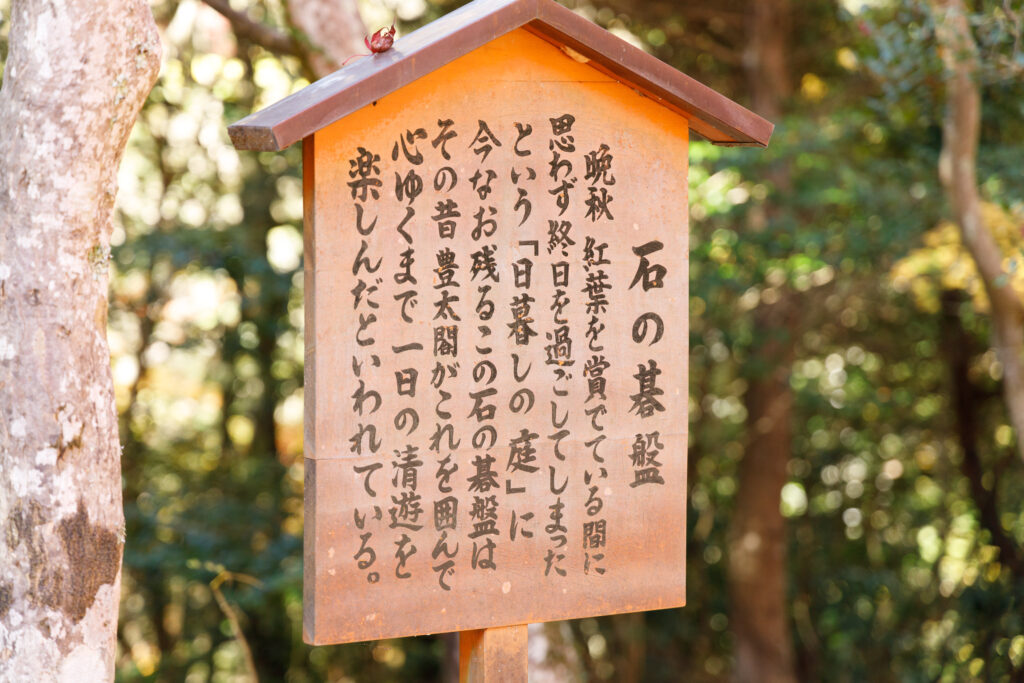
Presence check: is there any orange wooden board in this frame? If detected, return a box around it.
[303,28,688,645]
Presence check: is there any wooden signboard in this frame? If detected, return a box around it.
[229,0,771,660]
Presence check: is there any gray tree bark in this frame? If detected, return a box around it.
[933,0,1024,465]
[0,1,161,680]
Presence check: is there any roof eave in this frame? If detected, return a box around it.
[227,0,773,152]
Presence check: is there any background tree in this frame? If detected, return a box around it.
[932,0,1024,466]
[0,0,160,679]
[726,1,799,680]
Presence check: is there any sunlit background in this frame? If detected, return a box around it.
[3,0,1024,680]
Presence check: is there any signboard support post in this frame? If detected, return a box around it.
[458,624,528,682]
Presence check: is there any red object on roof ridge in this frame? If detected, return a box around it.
[365,24,396,54]
[227,0,773,151]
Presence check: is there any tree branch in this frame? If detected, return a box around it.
[202,0,299,57]
[934,0,1024,464]
[283,0,367,79]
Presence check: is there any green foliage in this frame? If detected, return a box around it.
[2,0,1022,679]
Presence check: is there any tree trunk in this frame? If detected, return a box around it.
[728,303,797,683]
[940,291,1023,575]
[285,0,368,79]
[742,0,790,118]
[615,612,646,683]
[527,621,583,682]
[933,0,1024,465]
[727,1,797,681]
[0,1,160,679]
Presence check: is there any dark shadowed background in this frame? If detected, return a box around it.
[2,0,1022,680]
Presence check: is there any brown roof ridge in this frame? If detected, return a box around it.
[227,0,773,151]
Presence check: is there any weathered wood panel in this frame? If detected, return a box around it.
[303,28,688,644]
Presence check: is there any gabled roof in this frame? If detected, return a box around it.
[227,0,773,151]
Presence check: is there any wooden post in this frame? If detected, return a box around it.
[459,625,528,683]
